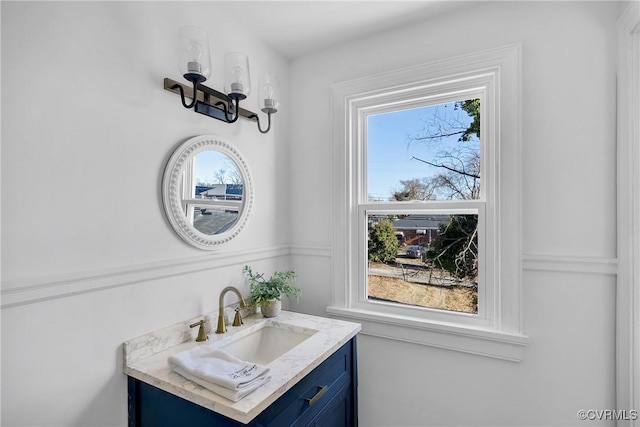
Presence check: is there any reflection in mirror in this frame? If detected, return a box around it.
[162,135,253,250]
[185,151,243,235]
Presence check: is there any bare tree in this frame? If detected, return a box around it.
[404,100,481,283]
[391,178,437,201]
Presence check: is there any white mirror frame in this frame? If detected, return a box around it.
[162,135,254,250]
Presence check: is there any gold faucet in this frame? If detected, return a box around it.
[216,286,247,334]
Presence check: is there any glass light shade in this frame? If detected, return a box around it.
[178,26,211,81]
[258,71,279,113]
[224,52,251,99]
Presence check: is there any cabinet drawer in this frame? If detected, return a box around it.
[257,341,353,427]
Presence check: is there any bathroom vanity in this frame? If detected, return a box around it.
[124,311,360,426]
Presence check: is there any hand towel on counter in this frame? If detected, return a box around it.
[168,345,271,402]
[172,366,271,402]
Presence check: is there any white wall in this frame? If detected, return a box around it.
[289,2,621,426]
[1,1,626,426]
[1,2,291,426]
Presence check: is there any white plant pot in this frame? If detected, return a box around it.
[260,299,281,318]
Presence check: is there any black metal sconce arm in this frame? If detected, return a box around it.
[250,112,272,134]
[164,78,273,133]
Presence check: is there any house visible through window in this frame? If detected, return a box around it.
[366,100,481,314]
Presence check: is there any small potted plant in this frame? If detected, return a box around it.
[243,265,301,318]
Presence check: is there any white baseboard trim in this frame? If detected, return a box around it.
[1,245,290,309]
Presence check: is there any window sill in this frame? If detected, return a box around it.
[326,306,528,362]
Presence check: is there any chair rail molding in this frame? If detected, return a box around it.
[1,245,289,309]
[522,254,618,276]
[289,244,332,258]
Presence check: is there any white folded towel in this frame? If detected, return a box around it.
[168,345,271,402]
[172,366,271,402]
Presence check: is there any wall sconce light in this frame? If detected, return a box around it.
[164,26,277,134]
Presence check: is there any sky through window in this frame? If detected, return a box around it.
[367,101,479,201]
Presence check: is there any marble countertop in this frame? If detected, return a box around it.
[123,311,361,424]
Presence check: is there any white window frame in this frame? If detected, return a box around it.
[328,45,528,361]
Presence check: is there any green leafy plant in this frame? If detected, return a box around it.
[243,265,301,307]
[368,218,399,264]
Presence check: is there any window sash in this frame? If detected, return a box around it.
[357,92,491,327]
[356,203,493,328]
[349,78,495,329]
[359,89,489,203]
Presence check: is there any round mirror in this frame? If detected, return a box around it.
[162,135,254,249]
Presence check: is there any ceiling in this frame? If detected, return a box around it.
[215,1,465,59]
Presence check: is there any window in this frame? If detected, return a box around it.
[329,45,527,361]
[366,99,481,315]
[182,150,243,235]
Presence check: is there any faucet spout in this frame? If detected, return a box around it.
[216,286,247,334]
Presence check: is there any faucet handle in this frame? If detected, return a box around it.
[189,319,208,342]
[233,307,244,327]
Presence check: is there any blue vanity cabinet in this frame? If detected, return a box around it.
[128,337,358,427]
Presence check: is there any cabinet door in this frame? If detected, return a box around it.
[259,341,353,427]
[305,383,354,427]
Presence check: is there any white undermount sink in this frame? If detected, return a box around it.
[216,321,318,365]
